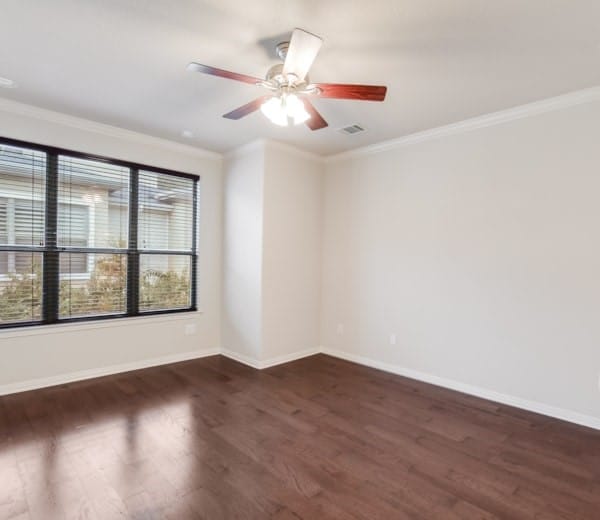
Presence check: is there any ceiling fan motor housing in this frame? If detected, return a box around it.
[265,62,309,91]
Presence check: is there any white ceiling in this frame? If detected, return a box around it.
[1,0,599,156]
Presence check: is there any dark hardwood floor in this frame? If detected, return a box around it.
[1,354,600,519]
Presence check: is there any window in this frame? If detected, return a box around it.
[0,138,198,328]
[138,170,195,311]
[57,155,130,319]
[0,145,45,324]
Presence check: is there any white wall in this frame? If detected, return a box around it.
[4,92,600,429]
[262,142,323,362]
[222,141,322,366]
[0,101,222,392]
[322,98,600,422]
[222,143,265,363]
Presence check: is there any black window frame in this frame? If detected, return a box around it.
[0,136,199,329]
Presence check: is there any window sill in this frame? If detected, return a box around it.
[0,310,204,339]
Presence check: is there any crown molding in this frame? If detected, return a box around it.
[4,85,600,165]
[326,86,600,163]
[0,97,222,161]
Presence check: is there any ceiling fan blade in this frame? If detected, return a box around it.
[282,28,323,82]
[223,96,272,120]
[187,62,262,85]
[301,98,328,131]
[313,83,387,101]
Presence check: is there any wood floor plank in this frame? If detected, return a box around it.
[1,353,600,519]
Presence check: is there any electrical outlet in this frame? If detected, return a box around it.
[389,334,397,345]
[184,323,197,336]
[336,323,344,335]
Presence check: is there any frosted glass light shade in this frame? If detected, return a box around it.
[260,94,310,127]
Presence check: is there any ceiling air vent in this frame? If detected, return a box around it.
[338,124,365,135]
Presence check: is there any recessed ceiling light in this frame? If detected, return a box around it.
[181,130,194,138]
[0,76,17,88]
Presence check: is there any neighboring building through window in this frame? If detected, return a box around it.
[0,139,198,328]
[0,199,88,276]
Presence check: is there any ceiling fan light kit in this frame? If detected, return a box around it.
[260,94,310,126]
[187,28,387,131]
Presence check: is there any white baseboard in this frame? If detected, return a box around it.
[261,347,321,369]
[4,342,598,431]
[0,345,317,396]
[220,348,262,369]
[322,347,600,431]
[221,347,320,369]
[0,348,220,396]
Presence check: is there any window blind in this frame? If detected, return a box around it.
[58,203,88,274]
[0,200,7,274]
[14,200,44,273]
[0,137,198,328]
[57,156,130,319]
[138,170,195,312]
[0,144,46,324]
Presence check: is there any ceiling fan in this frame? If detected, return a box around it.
[187,28,387,130]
